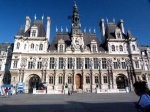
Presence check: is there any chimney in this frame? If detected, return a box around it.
[118,19,125,34]
[46,17,51,41]
[25,16,31,32]
[99,19,105,43]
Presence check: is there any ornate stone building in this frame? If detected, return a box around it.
[6,3,150,93]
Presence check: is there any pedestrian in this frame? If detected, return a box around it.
[133,81,150,112]
[5,87,9,97]
[8,88,11,97]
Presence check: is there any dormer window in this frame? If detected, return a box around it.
[115,29,122,39]
[39,44,43,50]
[112,45,115,51]
[59,45,63,52]
[119,45,123,51]
[92,45,97,52]
[91,40,97,53]
[132,45,136,51]
[16,42,20,49]
[32,30,36,37]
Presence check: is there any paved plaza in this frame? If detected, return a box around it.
[0,92,138,112]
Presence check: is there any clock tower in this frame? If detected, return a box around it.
[71,3,84,52]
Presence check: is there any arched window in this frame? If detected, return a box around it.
[39,44,43,50]
[24,44,26,50]
[132,45,136,51]
[59,45,63,52]
[119,45,123,51]
[112,45,115,51]
[31,43,34,49]
[68,76,72,84]
[16,42,20,49]
[49,76,53,84]
[59,75,63,84]
[32,30,36,37]
[117,32,121,39]
[92,45,96,52]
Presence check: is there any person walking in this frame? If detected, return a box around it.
[5,87,9,97]
[133,81,150,112]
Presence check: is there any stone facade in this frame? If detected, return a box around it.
[0,3,150,93]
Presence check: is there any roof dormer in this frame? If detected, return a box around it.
[30,25,38,37]
[58,39,65,52]
[90,40,97,53]
[115,28,122,39]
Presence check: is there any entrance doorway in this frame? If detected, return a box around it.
[116,75,128,89]
[76,74,82,89]
[29,75,41,93]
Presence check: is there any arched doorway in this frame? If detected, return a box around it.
[76,74,82,89]
[29,75,41,93]
[116,75,128,89]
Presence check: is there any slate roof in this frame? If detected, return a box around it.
[0,43,12,51]
[105,23,127,40]
[138,45,150,51]
[17,20,46,37]
[48,33,105,51]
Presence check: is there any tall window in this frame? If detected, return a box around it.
[24,44,26,50]
[102,58,107,69]
[122,62,126,69]
[76,58,81,69]
[39,44,43,50]
[68,58,72,69]
[112,45,115,51]
[59,76,63,84]
[0,65,1,70]
[59,58,64,69]
[16,42,20,49]
[93,58,98,69]
[31,43,34,49]
[116,46,118,51]
[114,62,118,69]
[13,60,18,68]
[32,30,36,37]
[119,45,123,51]
[28,61,33,69]
[85,58,90,69]
[86,76,90,84]
[95,76,99,83]
[68,76,72,84]
[103,76,108,83]
[59,45,63,52]
[132,45,136,51]
[37,62,42,69]
[49,76,53,84]
[135,61,139,68]
[49,57,55,69]
[92,45,96,52]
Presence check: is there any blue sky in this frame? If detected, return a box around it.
[0,0,150,45]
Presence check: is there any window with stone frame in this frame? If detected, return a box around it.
[103,76,108,83]
[13,60,18,68]
[85,58,90,69]
[76,58,81,69]
[116,46,118,51]
[93,58,98,69]
[67,58,73,69]
[117,32,121,39]
[119,45,123,51]
[112,45,115,51]
[28,61,33,69]
[121,62,126,69]
[114,62,118,69]
[132,45,136,51]
[49,76,53,84]
[32,30,36,37]
[59,57,64,69]
[59,76,63,84]
[31,43,34,49]
[24,44,26,50]
[49,57,55,69]
[68,76,72,84]
[39,44,43,50]
[102,58,107,69]
[135,61,139,68]
[86,76,90,84]
[37,62,42,69]
[16,42,20,49]
[92,45,97,52]
[59,45,63,52]
[95,76,99,83]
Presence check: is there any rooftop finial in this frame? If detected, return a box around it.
[42,14,44,21]
[113,17,115,23]
[66,26,68,32]
[84,27,86,33]
[34,14,37,20]
[56,26,58,32]
[106,17,108,23]
[94,27,96,34]
[61,26,63,32]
